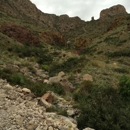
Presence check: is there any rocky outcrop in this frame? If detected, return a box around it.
[40,30,66,45]
[100,4,127,19]
[48,72,75,93]
[1,23,40,45]
[0,0,85,33]
[0,79,79,130]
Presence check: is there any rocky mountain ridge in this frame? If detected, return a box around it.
[0,0,85,33]
[1,0,128,36]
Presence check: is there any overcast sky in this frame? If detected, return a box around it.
[30,0,130,21]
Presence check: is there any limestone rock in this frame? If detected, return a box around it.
[22,88,31,94]
[44,79,49,84]
[60,78,75,93]
[40,97,52,108]
[83,74,93,82]
[4,84,13,90]
[49,76,60,84]
[58,71,65,77]
[83,128,95,130]
[42,92,53,103]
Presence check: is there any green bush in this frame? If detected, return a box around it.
[104,36,119,45]
[8,44,52,64]
[0,68,30,86]
[106,49,130,57]
[41,64,49,71]
[113,68,129,74]
[49,56,86,76]
[27,82,64,97]
[10,73,26,85]
[46,106,68,116]
[73,84,130,130]
[28,82,47,97]
[118,75,130,100]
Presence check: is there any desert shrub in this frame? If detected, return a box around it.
[27,82,64,97]
[10,73,27,85]
[41,64,49,71]
[104,36,119,45]
[49,56,86,76]
[50,83,65,95]
[0,68,30,86]
[118,75,130,100]
[27,82,47,96]
[9,44,53,64]
[73,84,130,130]
[0,68,13,80]
[76,81,93,94]
[37,54,52,64]
[106,49,130,57]
[46,106,68,116]
[113,68,129,74]
[119,33,129,43]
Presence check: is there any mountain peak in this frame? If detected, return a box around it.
[100,4,127,19]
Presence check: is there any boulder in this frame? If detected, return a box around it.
[48,72,65,84]
[22,88,31,94]
[4,84,13,90]
[36,69,48,78]
[48,76,61,84]
[58,71,65,77]
[44,79,49,84]
[83,74,93,82]
[42,92,53,103]
[60,78,75,93]
[83,128,95,130]
[40,98,52,108]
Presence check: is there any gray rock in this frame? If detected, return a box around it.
[22,88,31,93]
[4,84,13,90]
[40,98,52,108]
[58,71,65,77]
[48,126,54,130]
[67,109,76,116]
[83,128,95,130]
[35,126,43,130]
[27,124,37,130]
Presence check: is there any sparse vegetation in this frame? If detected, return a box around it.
[73,80,130,130]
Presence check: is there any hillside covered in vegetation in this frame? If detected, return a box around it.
[0,1,130,130]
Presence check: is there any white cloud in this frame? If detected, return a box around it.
[30,0,130,21]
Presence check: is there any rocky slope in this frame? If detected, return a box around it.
[0,79,79,130]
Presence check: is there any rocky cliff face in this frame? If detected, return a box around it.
[1,23,40,45]
[100,4,127,19]
[0,0,85,33]
[0,0,56,29]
